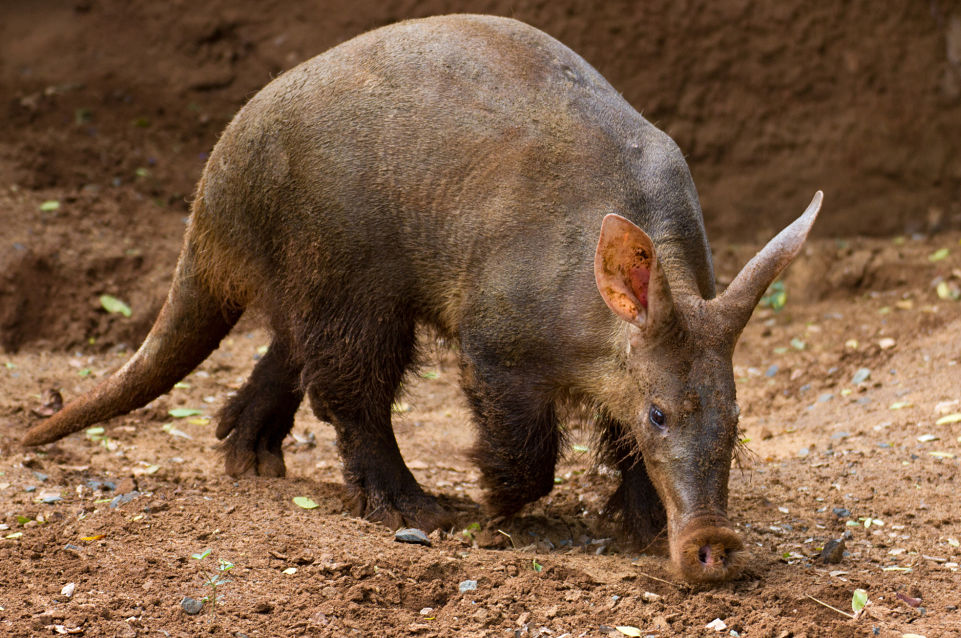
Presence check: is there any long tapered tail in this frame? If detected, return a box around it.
[22,242,242,446]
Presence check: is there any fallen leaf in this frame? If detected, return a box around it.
[31,388,63,418]
[99,294,132,317]
[615,627,642,637]
[851,368,871,384]
[917,434,939,442]
[80,534,104,541]
[935,413,961,425]
[168,408,203,418]
[40,200,60,211]
[928,248,950,262]
[293,496,319,509]
[161,423,192,439]
[852,589,868,613]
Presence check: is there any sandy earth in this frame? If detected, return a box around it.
[2,1,961,637]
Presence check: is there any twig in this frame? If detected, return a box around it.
[496,529,517,549]
[634,570,683,589]
[805,594,856,619]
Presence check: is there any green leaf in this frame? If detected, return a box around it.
[531,558,543,572]
[852,588,868,613]
[78,368,92,377]
[168,408,203,418]
[790,337,806,351]
[928,248,949,262]
[191,548,212,560]
[39,200,60,212]
[16,515,31,525]
[99,294,132,317]
[760,281,787,311]
[293,496,318,509]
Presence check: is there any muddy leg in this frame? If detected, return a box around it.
[601,416,667,544]
[461,359,561,517]
[304,315,452,531]
[216,338,303,477]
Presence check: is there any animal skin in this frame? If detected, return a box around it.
[23,14,822,583]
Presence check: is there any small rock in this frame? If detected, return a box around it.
[851,368,871,385]
[819,538,846,564]
[109,491,140,509]
[459,579,478,593]
[180,596,204,615]
[832,507,851,518]
[818,393,834,403]
[765,365,778,377]
[394,527,431,546]
[39,490,63,504]
[251,601,273,614]
[641,591,662,603]
[706,618,727,631]
[61,582,76,598]
[878,338,895,349]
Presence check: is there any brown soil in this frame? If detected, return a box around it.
[2,2,960,636]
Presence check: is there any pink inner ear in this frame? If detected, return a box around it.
[629,264,650,310]
[595,215,658,326]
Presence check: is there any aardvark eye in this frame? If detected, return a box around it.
[649,405,666,430]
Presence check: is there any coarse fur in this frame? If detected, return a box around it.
[22,15,821,583]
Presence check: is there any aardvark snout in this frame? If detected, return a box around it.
[674,518,747,583]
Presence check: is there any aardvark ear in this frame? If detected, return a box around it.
[713,191,823,339]
[594,213,674,332]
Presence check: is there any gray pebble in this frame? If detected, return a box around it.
[818,393,833,403]
[832,507,851,518]
[180,596,204,615]
[394,528,431,546]
[458,579,478,593]
[109,491,140,509]
[765,365,778,377]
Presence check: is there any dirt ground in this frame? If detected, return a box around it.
[1,1,961,637]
